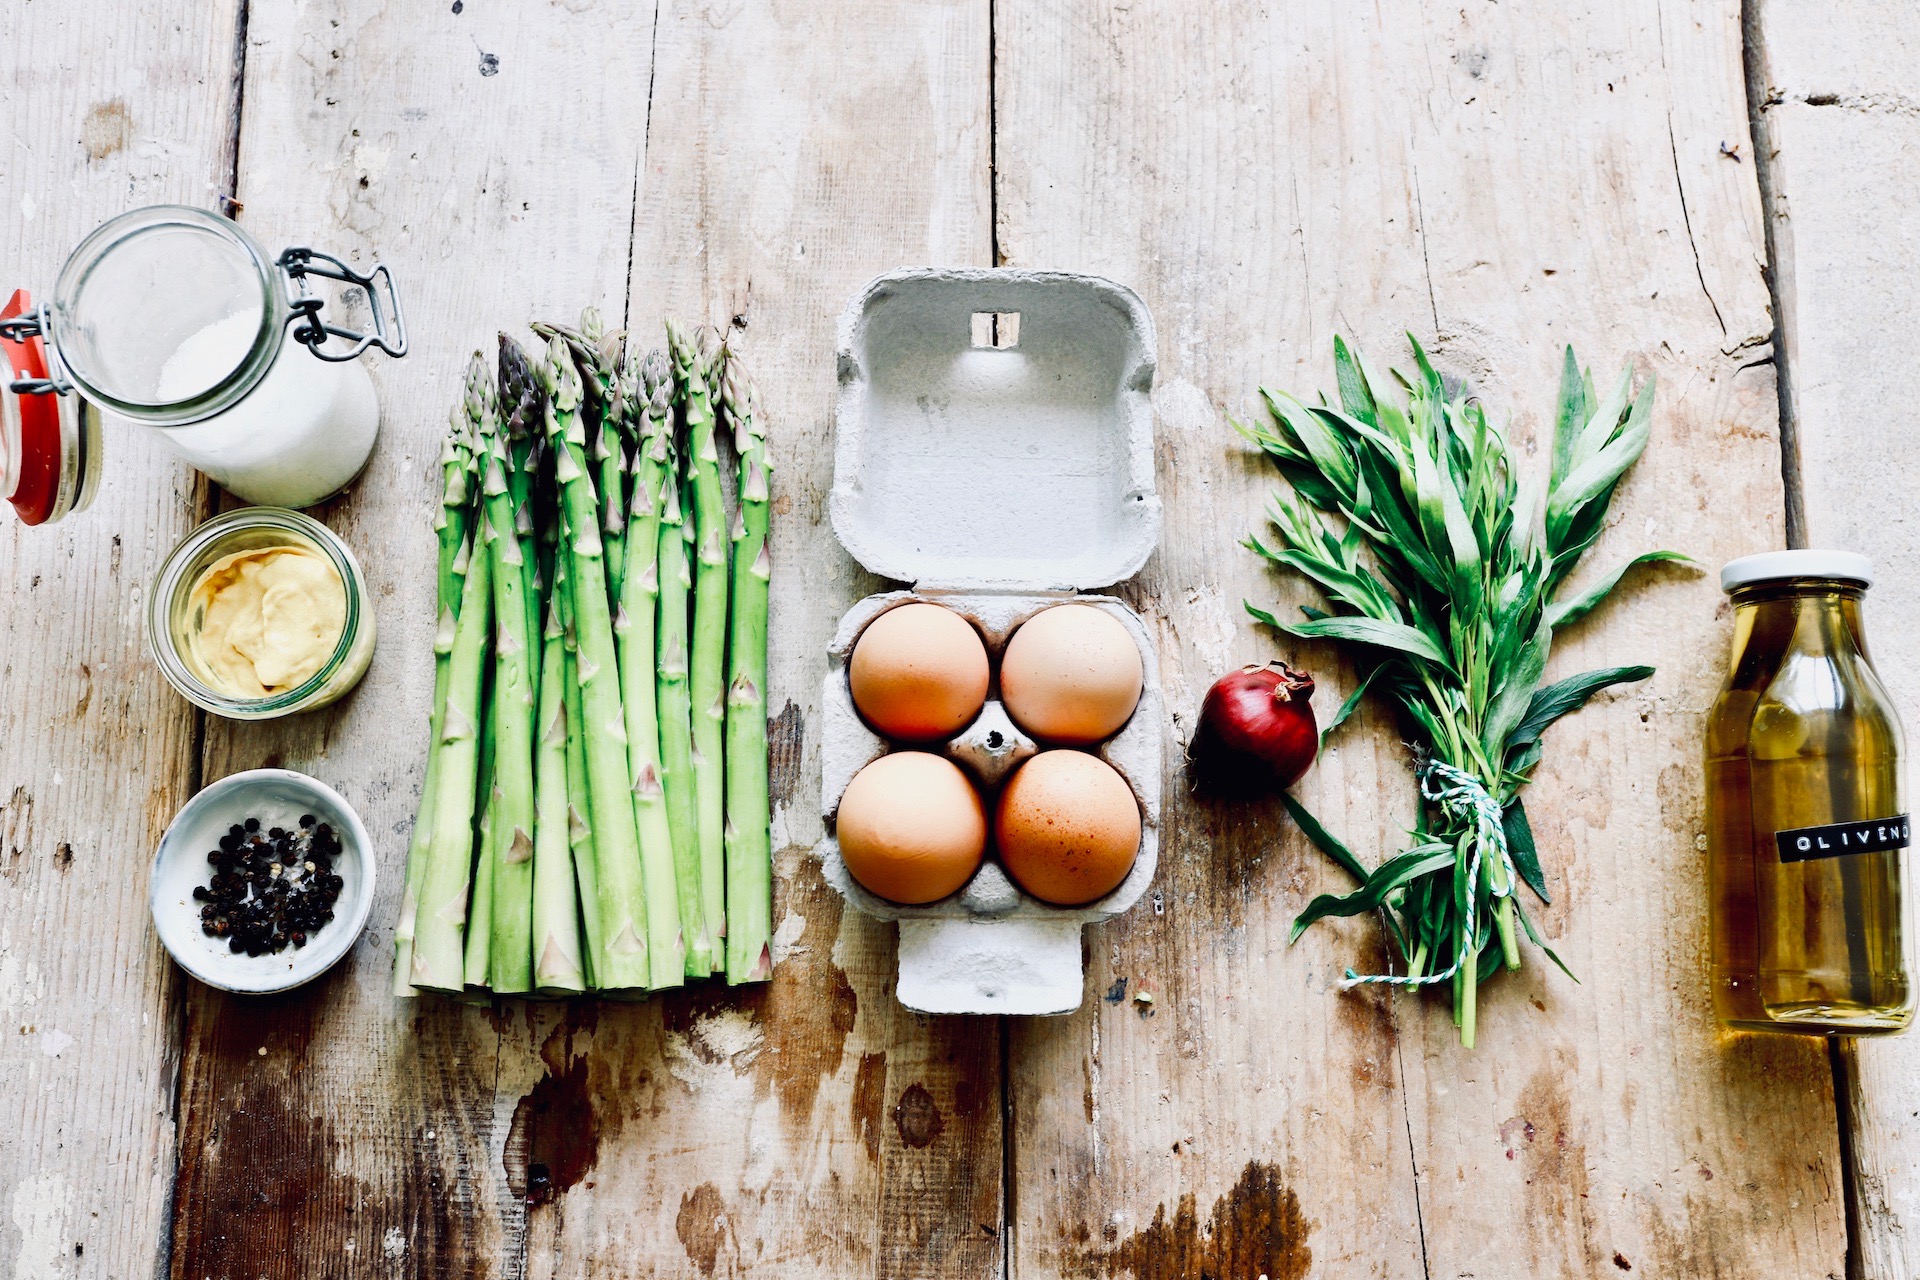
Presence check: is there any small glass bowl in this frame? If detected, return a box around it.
[148,507,375,719]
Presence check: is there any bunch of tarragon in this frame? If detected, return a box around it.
[1239,336,1686,1047]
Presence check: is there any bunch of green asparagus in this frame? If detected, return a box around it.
[393,311,774,997]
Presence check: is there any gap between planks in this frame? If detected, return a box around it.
[156,4,253,1272]
[1742,4,1856,1277]
[1740,0,1807,549]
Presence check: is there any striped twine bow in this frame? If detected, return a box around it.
[1338,757,1516,991]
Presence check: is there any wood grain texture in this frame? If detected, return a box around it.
[1752,4,1920,1275]
[6,3,1890,1276]
[0,5,238,1278]
[171,3,658,1275]
[994,1,1842,1276]
[522,1,1001,1275]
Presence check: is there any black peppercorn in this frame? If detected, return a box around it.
[193,810,347,960]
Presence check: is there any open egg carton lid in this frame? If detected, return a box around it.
[831,268,1160,594]
[821,269,1162,1015]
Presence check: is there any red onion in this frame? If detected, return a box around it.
[1191,661,1319,790]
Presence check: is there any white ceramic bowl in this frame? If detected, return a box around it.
[150,769,374,993]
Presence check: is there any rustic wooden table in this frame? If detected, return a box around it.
[6,1,1919,1276]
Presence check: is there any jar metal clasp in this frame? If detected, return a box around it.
[275,247,408,362]
[0,303,68,395]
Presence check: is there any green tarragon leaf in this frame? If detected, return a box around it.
[1289,843,1455,942]
[1319,667,1381,744]
[1504,665,1654,761]
[1502,795,1548,903]
[1547,550,1695,629]
[1333,335,1379,426]
[1545,375,1655,552]
[1549,347,1585,491]
[1278,615,1452,669]
[1482,611,1551,761]
[1278,792,1370,884]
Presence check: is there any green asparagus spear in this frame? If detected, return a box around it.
[471,357,539,994]
[656,432,700,970]
[498,334,546,651]
[542,335,660,990]
[537,310,630,604]
[410,536,493,993]
[558,547,603,989]
[532,588,585,994]
[463,642,501,996]
[463,748,496,992]
[621,350,713,976]
[669,321,730,970]
[720,350,774,983]
[395,407,474,996]
[587,313,630,603]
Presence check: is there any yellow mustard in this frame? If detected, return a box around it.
[186,545,346,697]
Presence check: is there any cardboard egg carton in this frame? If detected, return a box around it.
[817,268,1161,1015]
[817,593,1162,1012]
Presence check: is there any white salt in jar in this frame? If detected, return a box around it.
[1,205,405,517]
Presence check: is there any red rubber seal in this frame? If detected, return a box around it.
[1,289,62,526]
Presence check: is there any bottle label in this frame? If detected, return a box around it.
[1776,815,1911,863]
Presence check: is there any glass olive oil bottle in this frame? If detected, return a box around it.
[1707,551,1912,1034]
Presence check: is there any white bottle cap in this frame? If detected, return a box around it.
[1720,549,1873,592]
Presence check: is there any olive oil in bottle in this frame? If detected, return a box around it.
[1706,551,1912,1034]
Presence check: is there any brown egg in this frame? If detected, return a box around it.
[994,750,1141,906]
[836,752,987,904]
[999,604,1144,745]
[849,602,990,742]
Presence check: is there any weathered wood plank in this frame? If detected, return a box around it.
[522,2,1001,1275]
[1751,4,1920,1275]
[171,4,659,1276]
[0,5,238,1277]
[169,1,1001,1276]
[996,1,1841,1276]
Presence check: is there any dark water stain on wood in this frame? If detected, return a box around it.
[767,699,805,807]
[1333,981,1396,1089]
[675,1181,731,1275]
[658,981,750,1063]
[1095,1160,1312,1280]
[168,976,410,1278]
[479,999,514,1036]
[851,1051,888,1160]
[894,1082,946,1148]
[508,1044,599,1204]
[753,857,857,1125]
[951,1072,983,1118]
[874,1019,1003,1278]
